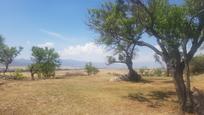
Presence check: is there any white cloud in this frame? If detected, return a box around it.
[37,42,54,48]
[58,42,162,67]
[59,42,109,62]
[40,29,67,40]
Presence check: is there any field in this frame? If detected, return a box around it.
[0,69,203,115]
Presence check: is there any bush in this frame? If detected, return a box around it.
[84,62,99,75]
[12,69,26,80]
[154,68,162,77]
[139,68,145,75]
[190,55,204,74]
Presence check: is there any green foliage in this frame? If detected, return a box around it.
[154,68,162,77]
[0,37,23,73]
[84,62,99,75]
[190,55,204,74]
[0,46,23,65]
[88,0,141,65]
[30,47,61,79]
[12,69,26,80]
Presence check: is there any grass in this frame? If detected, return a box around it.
[0,69,203,115]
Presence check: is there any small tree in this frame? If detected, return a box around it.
[0,45,23,74]
[30,47,61,80]
[84,62,99,75]
[88,0,142,81]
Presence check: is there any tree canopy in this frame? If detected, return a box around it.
[88,0,142,81]
[29,46,61,79]
[0,36,23,74]
[89,0,204,113]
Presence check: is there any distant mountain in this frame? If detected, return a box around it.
[11,59,32,66]
[9,59,126,69]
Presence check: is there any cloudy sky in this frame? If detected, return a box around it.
[1,0,201,67]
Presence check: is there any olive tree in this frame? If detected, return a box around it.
[29,46,61,80]
[88,0,142,81]
[0,36,23,74]
[129,0,204,112]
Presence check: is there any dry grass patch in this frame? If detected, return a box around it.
[0,69,202,115]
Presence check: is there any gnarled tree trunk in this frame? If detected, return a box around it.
[3,64,9,75]
[126,59,141,81]
[169,61,194,113]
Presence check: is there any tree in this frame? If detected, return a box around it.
[88,0,142,81]
[29,46,61,80]
[84,62,99,75]
[129,0,204,112]
[0,46,23,74]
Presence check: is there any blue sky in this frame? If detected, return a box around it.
[0,0,186,67]
[0,0,103,57]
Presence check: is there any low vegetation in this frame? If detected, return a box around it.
[190,55,204,75]
[84,62,99,75]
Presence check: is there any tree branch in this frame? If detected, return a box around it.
[136,41,162,56]
[187,28,204,61]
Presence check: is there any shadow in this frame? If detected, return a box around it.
[122,77,154,83]
[0,82,5,86]
[55,72,87,79]
[161,80,174,84]
[148,91,176,100]
[126,90,177,108]
[128,93,150,102]
[139,79,154,83]
[64,72,87,77]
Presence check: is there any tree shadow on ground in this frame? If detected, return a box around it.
[127,90,177,108]
[127,79,154,83]
[161,80,174,84]
[149,91,176,100]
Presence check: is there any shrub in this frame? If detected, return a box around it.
[139,68,145,75]
[190,55,204,75]
[154,68,162,77]
[12,69,26,80]
[84,62,99,75]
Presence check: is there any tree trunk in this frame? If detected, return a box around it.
[31,73,35,80]
[30,66,35,80]
[3,64,8,75]
[166,67,170,77]
[126,59,141,81]
[184,60,194,113]
[170,63,186,111]
[170,62,194,113]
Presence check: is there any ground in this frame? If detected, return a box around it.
[0,69,203,115]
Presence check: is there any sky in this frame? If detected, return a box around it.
[0,0,198,68]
